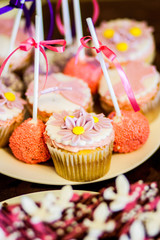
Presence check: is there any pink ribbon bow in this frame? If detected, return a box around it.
[56,0,99,35]
[0,38,66,88]
[79,36,140,112]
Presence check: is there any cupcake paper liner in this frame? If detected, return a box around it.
[47,143,113,182]
[0,111,24,148]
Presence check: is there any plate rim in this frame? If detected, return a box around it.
[1,189,98,204]
[0,113,160,185]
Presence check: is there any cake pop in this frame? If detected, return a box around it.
[108,110,150,153]
[9,14,66,164]
[9,118,50,164]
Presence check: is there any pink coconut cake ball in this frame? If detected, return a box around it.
[63,56,102,94]
[108,110,150,153]
[9,118,50,164]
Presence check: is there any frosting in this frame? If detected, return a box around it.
[104,175,140,212]
[1,175,160,239]
[99,61,160,104]
[0,82,26,121]
[0,105,22,121]
[26,73,91,113]
[84,202,115,240]
[21,186,73,224]
[45,108,114,152]
[120,220,145,240]
[96,19,155,63]
[0,175,160,240]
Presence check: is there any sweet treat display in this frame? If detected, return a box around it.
[1,71,24,95]
[96,19,155,65]
[0,2,160,238]
[0,18,34,72]
[9,118,50,164]
[108,110,150,153]
[50,42,79,72]
[23,42,88,88]
[44,108,114,181]
[26,73,93,123]
[0,82,26,147]
[1,175,160,239]
[99,61,160,115]
[63,56,102,94]
[23,51,61,88]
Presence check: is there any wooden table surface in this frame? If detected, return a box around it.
[0,0,160,202]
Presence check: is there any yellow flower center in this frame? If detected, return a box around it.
[64,115,74,121]
[129,27,142,37]
[93,116,99,123]
[4,92,16,102]
[103,29,115,39]
[116,42,128,52]
[72,126,85,135]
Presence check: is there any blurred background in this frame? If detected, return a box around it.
[39,0,160,70]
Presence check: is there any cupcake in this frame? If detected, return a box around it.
[96,19,155,65]
[26,73,93,123]
[0,18,34,72]
[44,108,114,181]
[0,82,26,147]
[99,61,160,117]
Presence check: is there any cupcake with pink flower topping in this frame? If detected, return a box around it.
[96,19,155,66]
[26,73,93,123]
[44,108,114,182]
[0,82,26,147]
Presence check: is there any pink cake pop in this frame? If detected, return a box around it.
[108,110,150,153]
[9,118,50,164]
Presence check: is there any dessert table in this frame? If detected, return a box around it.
[0,0,160,202]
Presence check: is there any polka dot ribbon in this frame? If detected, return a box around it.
[79,36,140,112]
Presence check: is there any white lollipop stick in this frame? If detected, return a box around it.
[33,15,40,122]
[3,0,26,75]
[36,0,44,41]
[73,0,85,60]
[86,18,121,117]
[62,0,72,45]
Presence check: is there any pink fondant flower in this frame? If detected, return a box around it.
[0,82,26,110]
[51,111,77,128]
[73,107,89,118]
[58,116,97,144]
[92,113,112,131]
